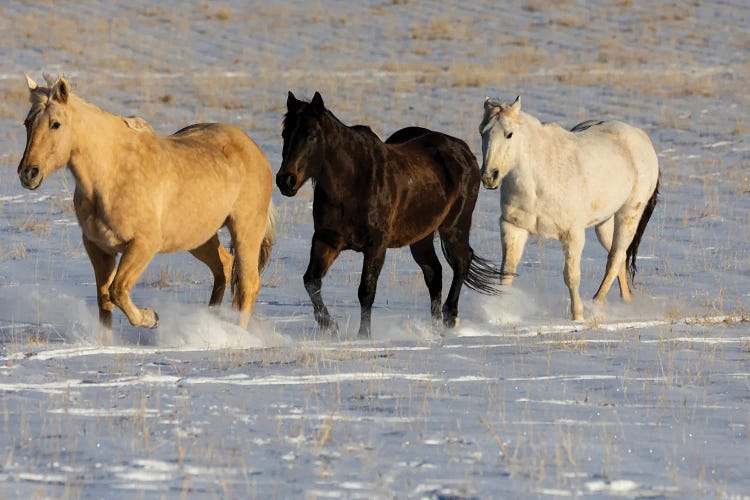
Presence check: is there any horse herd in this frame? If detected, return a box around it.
[16,75,660,341]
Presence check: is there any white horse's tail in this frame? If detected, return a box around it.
[626,175,660,282]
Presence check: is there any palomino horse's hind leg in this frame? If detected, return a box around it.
[593,210,639,305]
[110,239,159,328]
[594,218,632,302]
[500,220,529,286]
[227,216,264,329]
[189,234,233,307]
[303,234,342,335]
[561,228,586,321]
[82,235,117,343]
[409,234,443,326]
[357,244,387,339]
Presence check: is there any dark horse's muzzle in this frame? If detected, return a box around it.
[276,171,298,197]
[18,164,42,190]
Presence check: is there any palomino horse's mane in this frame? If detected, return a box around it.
[24,87,52,127]
[24,78,153,134]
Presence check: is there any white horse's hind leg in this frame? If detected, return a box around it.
[562,228,585,321]
[594,218,632,302]
[593,210,639,304]
[500,220,529,286]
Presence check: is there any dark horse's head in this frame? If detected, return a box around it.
[276,91,329,197]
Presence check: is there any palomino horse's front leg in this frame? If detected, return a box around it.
[357,246,387,339]
[82,235,117,343]
[110,240,159,328]
[303,234,342,335]
[562,228,586,321]
[500,220,529,286]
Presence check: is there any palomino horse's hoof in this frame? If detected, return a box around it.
[141,309,159,329]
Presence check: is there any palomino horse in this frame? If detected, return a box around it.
[277,92,501,339]
[479,96,660,320]
[17,75,275,336]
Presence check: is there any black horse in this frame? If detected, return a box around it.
[277,92,502,338]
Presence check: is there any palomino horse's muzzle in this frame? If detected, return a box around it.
[276,171,298,197]
[18,164,42,190]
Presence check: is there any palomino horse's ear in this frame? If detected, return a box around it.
[51,76,70,104]
[310,91,325,115]
[43,73,56,87]
[25,74,38,91]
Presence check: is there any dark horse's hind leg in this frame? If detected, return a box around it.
[409,233,443,327]
[438,227,471,328]
[357,245,387,339]
[304,234,342,335]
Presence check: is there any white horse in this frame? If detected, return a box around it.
[479,96,660,320]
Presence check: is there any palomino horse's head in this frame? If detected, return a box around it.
[17,75,75,190]
[479,96,521,190]
[276,91,328,197]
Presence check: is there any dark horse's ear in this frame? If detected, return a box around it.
[287,91,299,110]
[310,91,325,115]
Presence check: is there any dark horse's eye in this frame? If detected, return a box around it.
[51,121,61,130]
[505,132,513,139]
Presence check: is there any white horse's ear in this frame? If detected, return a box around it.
[25,74,38,91]
[51,76,70,104]
[43,72,55,87]
[508,95,521,118]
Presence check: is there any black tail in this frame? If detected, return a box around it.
[439,241,503,295]
[626,175,660,283]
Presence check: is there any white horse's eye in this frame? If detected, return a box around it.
[505,132,513,139]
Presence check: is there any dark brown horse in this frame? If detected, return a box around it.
[277,92,501,338]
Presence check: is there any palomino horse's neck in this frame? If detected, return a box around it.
[316,112,372,197]
[67,95,127,200]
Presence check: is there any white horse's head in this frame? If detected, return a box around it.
[17,74,74,190]
[479,96,521,190]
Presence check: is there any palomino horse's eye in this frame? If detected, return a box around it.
[505,132,513,139]
[51,121,61,130]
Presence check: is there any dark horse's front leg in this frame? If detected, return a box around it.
[358,246,387,339]
[303,234,342,336]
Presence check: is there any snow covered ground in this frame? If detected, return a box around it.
[0,0,748,497]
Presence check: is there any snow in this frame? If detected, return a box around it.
[1,0,749,497]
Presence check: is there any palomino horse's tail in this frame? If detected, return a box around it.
[258,201,276,274]
[626,175,660,283]
[230,201,276,307]
[439,242,504,296]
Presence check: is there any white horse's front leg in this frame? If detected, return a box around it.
[500,220,529,286]
[562,228,585,321]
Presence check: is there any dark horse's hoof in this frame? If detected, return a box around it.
[319,319,340,337]
[443,315,457,329]
[357,329,371,340]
